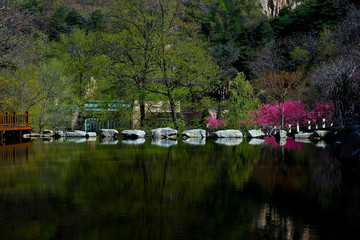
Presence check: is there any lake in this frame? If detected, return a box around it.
[0,137,359,240]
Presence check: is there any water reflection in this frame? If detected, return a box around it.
[87,136,97,142]
[99,137,118,144]
[151,138,177,147]
[0,138,358,239]
[122,138,146,145]
[182,138,206,145]
[248,138,265,145]
[254,204,317,240]
[64,137,86,143]
[264,137,305,150]
[0,140,33,162]
[315,141,330,148]
[214,138,243,146]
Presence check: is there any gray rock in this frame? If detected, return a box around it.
[212,129,243,138]
[151,138,177,147]
[182,129,206,139]
[86,132,97,138]
[43,129,53,135]
[247,129,266,138]
[248,138,265,145]
[276,130,287,139]
[122,129,146,139]
[182,138,206,145]
[54,131,64,138]
[100,129,119,138]
[151,127,177,140]
[122,138,146,145]
[313,130,331,139]
[65,130,86,137]
[214,138,243,146]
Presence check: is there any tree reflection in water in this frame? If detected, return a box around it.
[0,139,358,239]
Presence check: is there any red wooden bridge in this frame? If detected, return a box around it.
[0,111,33,140]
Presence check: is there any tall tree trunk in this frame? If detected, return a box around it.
[168,92,178,129]
[281,100,285,130]
[139,92,146,128]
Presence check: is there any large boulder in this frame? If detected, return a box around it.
[312,130,331,140]
[182,129,206,139]
[65,130,86,137]
[247,129,265,138]
[212,129,243,138]
[100,129,119,138]
[122,129,146,139]
[86,132,97,138]
[42,129,53,135]
[151,127,177,140]
[54,131,64,138]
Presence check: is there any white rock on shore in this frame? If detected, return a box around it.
[151,127,177,140]
[122,129,146,138]
[212,129,243,138]
[182,129,206,139]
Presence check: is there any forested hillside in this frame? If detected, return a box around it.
[0,0,359,131]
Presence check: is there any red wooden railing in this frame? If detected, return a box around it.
[0,111,29,127]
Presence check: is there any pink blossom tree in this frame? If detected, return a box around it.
[256,101,308,127]
[255,101,334,128]
[205,116,226,131]
[308,102,335,123]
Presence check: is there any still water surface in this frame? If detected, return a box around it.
[0,137,359,240]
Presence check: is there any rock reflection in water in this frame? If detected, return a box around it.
[42,138,53,143]
[248,138,265,145]
[214,138,242,146]
[315,141,330,148]
[182,138,206,145]
[99,137,118,144]
[122,138,146,145]
[294,138,312,144]
[87,136,97,142]
[64,137,86,143]
[151,138,177,147]
[277,137,287,146]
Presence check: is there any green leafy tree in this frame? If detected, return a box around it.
[224,72,259,129]
[109,0,218,129]
[34,58,72,131]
